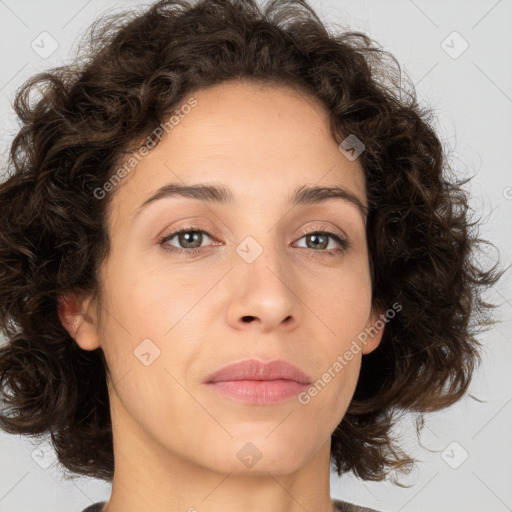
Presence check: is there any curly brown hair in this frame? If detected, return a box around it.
[0,0,503,484]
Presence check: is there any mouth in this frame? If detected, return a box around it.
[206,379,310,404]
[204,358,311,405]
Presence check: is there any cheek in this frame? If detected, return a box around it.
[303,258,373,337]
[302,262,371,392]
[96,259,205,397]
[98,252,193,340]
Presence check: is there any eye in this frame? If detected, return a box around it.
[158,227,216,256]
[157,225,349,257]
[294,227,349,256]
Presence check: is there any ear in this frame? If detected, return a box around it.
[360,306,387,355]
[57,292,101,351]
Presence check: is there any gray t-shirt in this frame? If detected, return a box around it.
[81,499,381,511]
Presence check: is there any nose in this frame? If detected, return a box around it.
[225,247,300,334]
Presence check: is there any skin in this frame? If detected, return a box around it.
[60,80,385,512]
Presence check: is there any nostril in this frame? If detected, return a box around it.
[242,316,256,323]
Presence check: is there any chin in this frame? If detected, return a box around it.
[199,435,318,476]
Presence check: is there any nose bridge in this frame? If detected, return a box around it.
[236,229,292,287]
[226,229,299,331]
[231,200,285,265]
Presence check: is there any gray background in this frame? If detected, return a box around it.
[0,1,511,511]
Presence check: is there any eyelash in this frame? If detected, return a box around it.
[157,223,349,257]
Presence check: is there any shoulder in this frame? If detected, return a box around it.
[81,502,107,512]
[333,498,383,512]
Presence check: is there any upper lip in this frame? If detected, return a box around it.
[204,358,312,385]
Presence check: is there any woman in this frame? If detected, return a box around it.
[0,1,502,511]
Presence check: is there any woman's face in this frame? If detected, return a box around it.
[69,80,384,476]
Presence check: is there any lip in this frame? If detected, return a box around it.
[204,358,312,405]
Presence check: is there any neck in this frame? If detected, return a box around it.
[102,396,338,512]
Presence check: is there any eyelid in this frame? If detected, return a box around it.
[296,222,347,242]
[157,220,215,242]
[157,222,220,254]
[294,223,349,253]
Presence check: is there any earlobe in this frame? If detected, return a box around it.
[361,307,386,355]
[57,293,101,351]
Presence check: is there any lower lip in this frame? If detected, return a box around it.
[206,379,309,404]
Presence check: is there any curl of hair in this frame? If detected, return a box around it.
[0,0,504,483]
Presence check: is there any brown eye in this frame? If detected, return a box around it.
[175,231,205,249]
[304,233,329,250]
[158,228,215,254]
[295,230,349,254]
[157,226,348,257]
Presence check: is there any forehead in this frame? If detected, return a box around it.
[107,80,367,227]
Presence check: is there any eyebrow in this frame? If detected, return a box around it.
[131,182,368,224]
